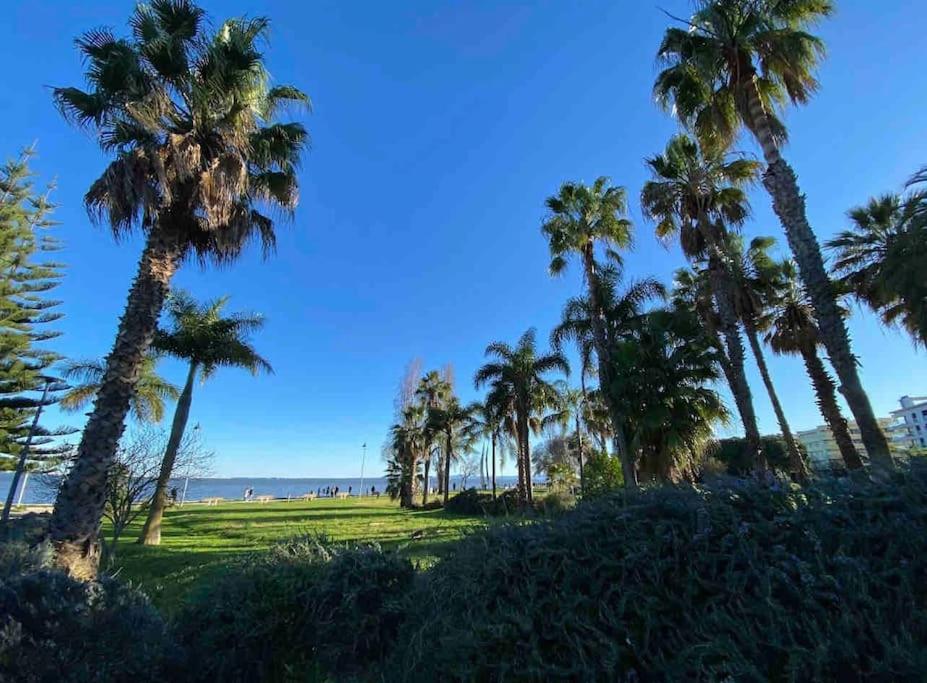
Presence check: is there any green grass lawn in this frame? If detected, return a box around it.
[108,496,486,612]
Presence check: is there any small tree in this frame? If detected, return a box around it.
[583,452,623,498]
[102,426,213,562]
[457,453,480,490]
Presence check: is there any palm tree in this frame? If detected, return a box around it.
[60,354,179,423]
[827,191,927,348]
[426,397,478,505]
[470,398,507,500]
[414,371,451,505]
[654,0,892,470]
[138,291,272,545]
[474,329,568,505]
[541,177,637,485]
[727,235,807,479]
[552,264,664,484]
[388,407,424,508]
[766,263,863,470]
[619,308,729,482]
[641,133,766,469]
[556,385,587,496]
[49,1,309,576]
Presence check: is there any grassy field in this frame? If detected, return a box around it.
[109,496,487,612]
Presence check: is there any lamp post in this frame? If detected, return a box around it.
[2,378,52,523]
[359,442,367,497]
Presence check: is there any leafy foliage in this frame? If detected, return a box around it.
[582,451,623,498]
[390,463,927,681]
[0,556,174,682]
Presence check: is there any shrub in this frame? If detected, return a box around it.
[444,488,491,515]
[582,452,623,498]
[174,545,325,681]
[0,564,173,683]
[176,537,415,681]
[533,490,574,516]
[390,464,927,681]
[311,546,414,674]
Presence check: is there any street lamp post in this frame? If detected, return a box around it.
[359,442,367,497]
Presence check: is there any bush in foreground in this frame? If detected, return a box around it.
[0,544,173,683]
[389,465,927,682]
[175,537,414,681]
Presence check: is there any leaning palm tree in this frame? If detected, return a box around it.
[641,133,766,469]
[766,263,863,470]
[60,354,179,423]
[654,0,892,470]
[138,291,272,545]
[827,191,927,349]
[474,329,568,505]
[541,177,636,484]
[49,1,309,576]
[726,234,807,479]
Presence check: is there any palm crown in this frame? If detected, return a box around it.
[541,177,632,276]
[154,290,272,377]
[641,134,759,256]
[654,0,832,153]
[54,0,310,262]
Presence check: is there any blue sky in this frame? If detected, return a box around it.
[1,0,925,477]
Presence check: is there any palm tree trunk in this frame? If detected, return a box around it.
[743,319,808,480]
[49,227,182,579]
[581,248,637,487]
[400,450,414,508]
[443,430,452,506]
[801,345,865,470]
[138,361,197,545]
[744,80,892,472]
[491,433,497,500]
[422,455,431,506]
[523,417,533,505]
[515,412,527,504]
[575,414,585,497]
[706,248,765,469]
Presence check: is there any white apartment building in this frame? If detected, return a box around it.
[890,395,927,450]
[797,417,897,470]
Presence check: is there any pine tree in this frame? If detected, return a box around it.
[0,147,71,522]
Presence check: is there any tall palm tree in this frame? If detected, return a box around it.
[388,406,425,508]
[474,329,568,505]
[138,291,272,545]
[541,177,636,485]
[654,0,892,470]
[641,133,766,469]
[60,354,178,423]
[414,371,451,505]
[552,264,664,484]
[470,398,508,500]
[766,263,863,470]
[426,397,478,505]
[727,234,807,479]
[556,385,587,496]
[49,1,309,576]
[827,191,927,348]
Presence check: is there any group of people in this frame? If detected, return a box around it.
[313,484,380,498]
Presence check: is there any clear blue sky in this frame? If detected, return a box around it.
[1,1,925,477]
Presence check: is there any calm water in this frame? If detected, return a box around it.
[1,471,521,505]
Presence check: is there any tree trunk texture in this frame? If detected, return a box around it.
[49,227,182,579]
[576,414,585,497]
[582,247,637,488]
[422,456,431,506]
[744,79,893,472]
[443,431,452,506]
[491,434,497,500]
[801,345,865,471]
[139,361,198,545]
[743,320,808,480]
[707,249,765,469]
